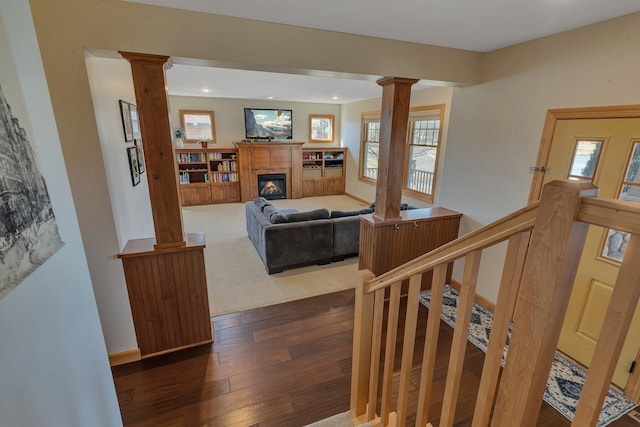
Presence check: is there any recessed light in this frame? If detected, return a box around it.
[202,88,210,93]
[332,96,339,100]
[267,96,274,100]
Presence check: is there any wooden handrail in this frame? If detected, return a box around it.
[350,181,640,427]
[364,202,538,294]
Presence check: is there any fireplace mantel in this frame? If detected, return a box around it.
[234,141,304,201]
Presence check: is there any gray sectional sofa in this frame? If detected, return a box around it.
[245,197,373,274]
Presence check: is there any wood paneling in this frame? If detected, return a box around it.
[234,141,304,201]
[118,233,212,358]
[359,207,462,289]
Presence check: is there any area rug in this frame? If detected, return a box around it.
[419,285,638,427]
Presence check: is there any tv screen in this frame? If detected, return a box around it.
[244,108,293,140]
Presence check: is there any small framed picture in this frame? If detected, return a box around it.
[134,139,145,174]
[130,103,141,140]
[127,146,140,186]
[119,100,133,142]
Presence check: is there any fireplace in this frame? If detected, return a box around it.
[257,174,287,200]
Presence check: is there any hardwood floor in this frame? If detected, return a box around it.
[112,289,638,427]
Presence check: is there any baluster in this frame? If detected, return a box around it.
[440,250,482,426]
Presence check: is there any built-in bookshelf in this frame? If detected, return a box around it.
[302,148,346,197]
[175,148,240,206]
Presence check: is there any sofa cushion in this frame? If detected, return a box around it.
[263,205,286,224]
[254,197,272,211]
[284,208,330,223]
[330,208,373,218]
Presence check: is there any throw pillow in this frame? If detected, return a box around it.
[330,208,373,218]
[263,205,286,224]
[284,208,330,223]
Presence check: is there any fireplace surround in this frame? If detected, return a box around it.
[258,174,287,200]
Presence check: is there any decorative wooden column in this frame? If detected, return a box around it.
[119,51,184,249]
[373,77,418,221]
[117,52,211,360]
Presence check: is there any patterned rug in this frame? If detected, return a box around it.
[419,285,638,426]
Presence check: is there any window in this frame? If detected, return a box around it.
[567,139,604,182]
[359,105,444,202]
[600,140,640,263]
[309,114,334,143]
[179,110,216,144]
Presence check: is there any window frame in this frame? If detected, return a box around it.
[179,109,216,144]
[309,114,335,143]
[358,104,445,203]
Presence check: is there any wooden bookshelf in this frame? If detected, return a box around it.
[302,148,347,197]
[175,148,240,206]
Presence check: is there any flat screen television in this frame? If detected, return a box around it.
[244,108,293,140]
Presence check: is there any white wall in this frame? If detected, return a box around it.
[85,55,155,249]
[437,12,640,302]
[0,1,122,426]
[168,94,341,148]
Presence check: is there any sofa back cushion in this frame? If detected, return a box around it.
[254,197,272,211]
[284,208,330,223]
[330,208,373,218]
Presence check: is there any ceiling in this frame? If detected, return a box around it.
[135,0,640,104]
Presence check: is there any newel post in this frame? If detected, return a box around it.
[491,180,598,427]
[350,269,376,417]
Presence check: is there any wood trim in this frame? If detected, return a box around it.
[108,348,141,366]
[344,192,371,206]
[528,104,640,204]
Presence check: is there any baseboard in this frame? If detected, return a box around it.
[109,348,141,366]
[449,279,496,312]
[344,192,370,206]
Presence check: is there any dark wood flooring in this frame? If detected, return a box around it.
[112,289,638,427]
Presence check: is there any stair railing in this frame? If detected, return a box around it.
[350,180,640,427]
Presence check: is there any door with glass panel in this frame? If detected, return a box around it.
[543,118,640,389]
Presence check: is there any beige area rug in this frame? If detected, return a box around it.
[182,195,369,316]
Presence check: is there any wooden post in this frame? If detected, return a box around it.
[373,77,418,221]
[119,51,185,249]
[491,181,598,427]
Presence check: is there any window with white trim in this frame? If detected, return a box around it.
[359,105,444,202]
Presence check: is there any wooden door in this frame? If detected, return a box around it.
[542,117,640,388]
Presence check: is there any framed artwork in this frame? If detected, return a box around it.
[119,100,133,142]
[130,103,141,140]
[309,114,334,143]
[134,139,145,174]
[127,146,140,186]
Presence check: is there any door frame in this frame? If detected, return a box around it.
[528,104,640,400]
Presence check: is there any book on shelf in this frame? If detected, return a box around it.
[177,152,206,163]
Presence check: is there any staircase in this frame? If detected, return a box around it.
[315,181,640,427]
